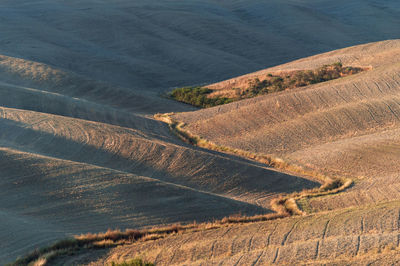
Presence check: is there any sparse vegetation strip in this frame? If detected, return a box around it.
[10,226,182,266]
[11,213,291,266]
[169,63,365,107]
[154,113,353,216]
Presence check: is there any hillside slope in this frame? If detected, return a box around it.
[174,39,400,212]
[18,39,400,266]
[0,57,317,264]
[2,0,400,264]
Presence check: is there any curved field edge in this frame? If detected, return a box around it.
[153,113,353,216]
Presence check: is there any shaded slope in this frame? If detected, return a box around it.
[0,52,320,264]
[0,55,193,115]
[0,147,266,263]
[1,1,400,92]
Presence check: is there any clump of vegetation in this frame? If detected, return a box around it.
[169,63,364,108]
[169,86,233,108]
[242,62,363,98]
[111,258,154,266]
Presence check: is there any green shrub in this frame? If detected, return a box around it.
[169,86,233,108]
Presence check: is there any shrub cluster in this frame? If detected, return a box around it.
[243,62,363,97]
[169,86,233,108]
[169,63,364,108]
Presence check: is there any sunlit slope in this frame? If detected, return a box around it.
[63,200,400,265]
[1,1,400,91]
[292,127,400,212]
[174,40,400,210]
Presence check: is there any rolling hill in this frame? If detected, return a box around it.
[2,0,400,264]
[55,40,400,265]
[0,74,317,263]
[173,40,400,212]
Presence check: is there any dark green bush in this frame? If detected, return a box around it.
[170,86,233,108]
